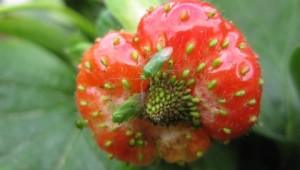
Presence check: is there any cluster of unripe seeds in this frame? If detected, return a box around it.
[142,71,201,126]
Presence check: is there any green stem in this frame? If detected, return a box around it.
[0,2,97,39]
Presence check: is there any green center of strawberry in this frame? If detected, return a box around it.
[142,71,199,126]
[112,47,201,126]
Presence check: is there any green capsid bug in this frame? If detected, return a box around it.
[112,94,143,123]
[141,47,173,80]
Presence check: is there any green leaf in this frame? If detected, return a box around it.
[290,46,300,97]
[190,142,238,170]
[65,42,92,65]
[96,9,122,36]
[64,0,104,21]
[208,0,300,144]
[0,37,121,169]
[0,2,97,39]
[0,15,87,63]
[104,0,160,32]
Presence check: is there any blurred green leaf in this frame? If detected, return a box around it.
[104,0,160,32]
[209,0,300,144]
[290,46,300,97]
[0,37,121,169]
[0,15,87,63]
[190,142,237,170]
[0,2,97,39]
[65,42,92,65]
[64,0,104,21]
[96,9,122,36]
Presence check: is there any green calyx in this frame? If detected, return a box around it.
[142,71,200,126]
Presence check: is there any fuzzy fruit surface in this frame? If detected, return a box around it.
[76,0,262,166]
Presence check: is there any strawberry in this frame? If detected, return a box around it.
[137,0,262,140]
[76,31,211,165]
[76,0,262,166]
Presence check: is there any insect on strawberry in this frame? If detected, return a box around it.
[76,0,262,166]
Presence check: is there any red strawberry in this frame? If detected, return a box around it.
[76,31,211,165]
[76,0,262,166]
[137,0,262,140]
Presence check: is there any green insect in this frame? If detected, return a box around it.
[113,47,173,123]
[141,47,173,80]
[112,94,143,123]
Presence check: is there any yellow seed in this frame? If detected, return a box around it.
[121,79,131,89]
[129,139,136,146]
[218,99,226,104]
[136,132,143,138]
[92,111,99,117]
[223,128,232,134]
[104,140,113,147]
[164,3,171,13]
[180,10,189,21]
[209,38,218,47]
[196,151,204,158]
[212,58,222,68]
[185,133,192,139]
[98,123,106,129]
[208,9,217,18]
[186,79,196,86]
[207,80,217,90]
[101,96,109,102]
[104,83,113,90]
[108,153,114,159]
[84,61,91,70]
[190,111,200,118]
[126,130,133,136]
[219,109,228,116]
[191,97,201,103]
[77,85,86,91]
[259,78,264,85]
[247,99,256,105]
[168,59,174,69]
[131,50,139,62]
[101,57,107,67]
[80,100,88,106]
[249,115,258,123]
[113,37,120,45]
[196,63,206,73]
[235,90,245,97]
[182,70,190,78]
[186,42,195,54]
[241,66,250,75]
[133,37,139,43]
[239,42,247,49]
[156,43,163,51]
[144,46,151,52]
[222,38,230,48]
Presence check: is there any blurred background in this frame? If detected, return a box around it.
[0,0,300,169]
